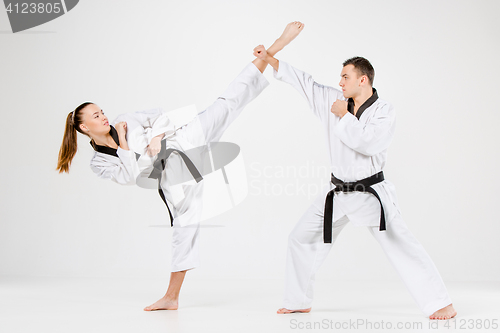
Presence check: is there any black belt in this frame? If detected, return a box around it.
[148,139,203,226]
[323,171,386,243]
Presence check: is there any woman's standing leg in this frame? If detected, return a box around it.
[143,179,202,311]
[143,219,200,311]
[143,270,187,311]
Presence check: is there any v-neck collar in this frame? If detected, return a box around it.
[90,125,120,157]
[347,87,379,120]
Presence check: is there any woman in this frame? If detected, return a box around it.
[55,22,304,311]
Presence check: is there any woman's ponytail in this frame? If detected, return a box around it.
[56,102,93,173]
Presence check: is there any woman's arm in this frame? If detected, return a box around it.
[115,121,130,151]
[146,133,165,157]
[91,122,156,185]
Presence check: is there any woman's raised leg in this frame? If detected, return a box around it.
[178,22,305,146]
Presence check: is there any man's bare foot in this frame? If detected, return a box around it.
[143,296,178,311]
[275,21,305,50]
[277,307,311,314]
[429,303,457,320]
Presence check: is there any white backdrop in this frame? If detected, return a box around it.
[1,0,499,283]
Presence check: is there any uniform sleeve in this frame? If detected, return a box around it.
[333,103,396,156]
[90,147,154,186]
[273,60,343,121]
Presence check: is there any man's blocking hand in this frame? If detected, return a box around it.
[253,45,268,61]
[253,44,280,71]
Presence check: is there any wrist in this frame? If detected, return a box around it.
[339,109,349,118]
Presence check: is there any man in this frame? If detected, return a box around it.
[253,22,457,320]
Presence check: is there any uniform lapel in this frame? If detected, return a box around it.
[347,87,379,120]
[89,125,121,157]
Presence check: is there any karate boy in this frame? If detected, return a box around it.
[253,22,457,320]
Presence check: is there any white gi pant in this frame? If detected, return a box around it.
[164,62,269,272]
[283,189,453,316]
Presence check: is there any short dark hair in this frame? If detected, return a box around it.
[342,56,375,86]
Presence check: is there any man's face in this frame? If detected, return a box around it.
[339,64,363,99]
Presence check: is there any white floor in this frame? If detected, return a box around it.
[0,277,498,333]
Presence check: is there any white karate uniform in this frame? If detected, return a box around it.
[89,62,269,272]
[274,60,452,316]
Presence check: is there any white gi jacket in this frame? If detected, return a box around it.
[274,60,402,227]
[89,107,187,185]
[89,107,205,226]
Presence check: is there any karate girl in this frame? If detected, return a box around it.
[55,22,303,311]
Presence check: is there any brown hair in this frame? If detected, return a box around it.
[343,56,375,86]
[56,102,94,173]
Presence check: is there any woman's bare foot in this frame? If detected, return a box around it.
[252,21,306,73]
[429,303,457,320]
[277,307,311,314]
[274,21,305,50]
[143,296,178,311]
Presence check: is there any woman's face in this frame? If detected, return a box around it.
[79,103,110,137]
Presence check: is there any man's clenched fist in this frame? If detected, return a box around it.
[331,100,348,118]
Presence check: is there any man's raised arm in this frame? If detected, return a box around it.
[253,23,343,121]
